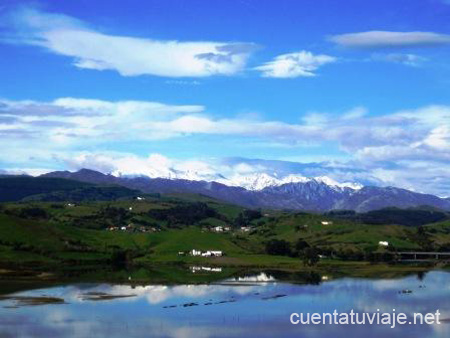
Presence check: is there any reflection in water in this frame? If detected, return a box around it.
[0,271,449,337]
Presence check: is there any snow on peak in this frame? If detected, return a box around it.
[217,173,362,191]
[281,174,311,184]
[314,176,363,190]
[218,173,281,191]
[107,163,362,191]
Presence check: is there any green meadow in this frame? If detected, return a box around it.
[0,191,449,284]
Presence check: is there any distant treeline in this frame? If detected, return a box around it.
[326,207,449,227]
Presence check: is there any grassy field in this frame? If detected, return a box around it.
[0,196,449,284]
[249,212,423,252]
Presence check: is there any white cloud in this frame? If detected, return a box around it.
[1,97,450,195]
[329,31,450,48]
[371,53,427,67]
[341,106,368,119]
[0,97,205,162]
[4,7,256,77]
[52,149,450,196]
[255,51,336,78]
[2,98,450,159]
[57,152,255,183]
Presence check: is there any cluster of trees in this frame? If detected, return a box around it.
[147,202,219,227]
[265,239,319,266]
[234,209,262,227]
[109,248,144,267]
[69,206,132,230]
[4,206,49,220]
[100,206,130,225]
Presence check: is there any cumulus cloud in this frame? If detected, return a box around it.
[255,51,336,78]
[3,7,256,77]
[329,31,450,48]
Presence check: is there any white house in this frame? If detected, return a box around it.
[136,196,145,201]
[240,226,251,232]
[213,226,224,232]
[190,249,202,256]
[378,241,389,247]
[321,221,333,225]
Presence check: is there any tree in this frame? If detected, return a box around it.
[19,207,48,219]
[294,239,310,256]
[417,226,426,237]
[416,225,433,250]
[303,247,319,267]
[265,239,292,256]
[234,209,262,227]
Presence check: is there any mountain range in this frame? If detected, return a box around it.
[40,168,450,212]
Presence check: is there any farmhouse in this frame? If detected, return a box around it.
[190,249,223,257]
[379,241,389,247]
[212,226,231,233]
[321,221,333,225]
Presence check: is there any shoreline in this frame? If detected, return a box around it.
[1,259,448,290]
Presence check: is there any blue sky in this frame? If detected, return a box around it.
[1,0,450,195]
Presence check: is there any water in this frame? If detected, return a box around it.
[0,271,449,337]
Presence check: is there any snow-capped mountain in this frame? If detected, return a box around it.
[110,167,363,192]
[41,168,450,212]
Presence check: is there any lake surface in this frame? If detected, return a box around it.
[0,271,449,337]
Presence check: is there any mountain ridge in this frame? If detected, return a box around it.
[38,168,450,212]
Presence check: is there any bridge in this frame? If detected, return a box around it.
[397,252,450,261]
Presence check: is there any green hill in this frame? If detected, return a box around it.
[0,195,450,279]
[0,176,92,202]
[0,176,141,202]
